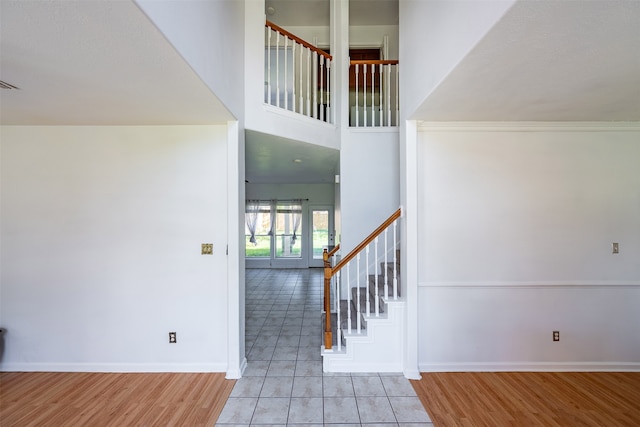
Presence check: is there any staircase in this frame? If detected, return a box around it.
[322,209,405,373]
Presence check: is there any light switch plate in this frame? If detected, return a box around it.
[201,243,213,255]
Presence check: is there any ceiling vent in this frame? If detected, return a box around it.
[0,80,19,90]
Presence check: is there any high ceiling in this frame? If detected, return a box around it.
[0,0,232,125]
[413,0,640,121]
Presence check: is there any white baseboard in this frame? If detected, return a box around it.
[0,362,228,373]
[226,357,248,379]
[419,361,640,372]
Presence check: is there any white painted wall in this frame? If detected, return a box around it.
[417,124,640,371]
[340,130,400,254]
[135,0,245,120]
[399,0,514,118]
[0,126,230,372]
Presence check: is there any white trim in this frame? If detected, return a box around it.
[226,357,247,380]
[417,121,640,132]
[0,363,229,373]
[263,103,336,129]
[419,362,640,373]
[349,127,399,134]
[419,281,640,289]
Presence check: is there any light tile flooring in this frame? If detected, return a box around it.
[216,268,433,426]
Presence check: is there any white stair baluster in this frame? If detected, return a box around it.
[395,64,399,126]
[363,64,367,127]
[374,236,379,316]
[379,64,383,126]
[355,63,359,127]
[299,45,304,114]
[313,52,318,119]
[283,36,288,111]
[386,64,391,127]
[291,43,296,112]
[319,55,324,121]
[365,245,370,317]
[346,263,352,334]
[370,63,375,126]
[336,269,341,351]
[384,228,389,300]
[356,253,361,333]
[275,31,280,108]
[266,27,272,105]
[326,59,331,123]
[306,47,311,116]
[393,220,398,299]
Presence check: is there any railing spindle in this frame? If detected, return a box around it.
[266,27,272,105]
[393,220,398,299]
[386,64,391,126]
[374,236,379,316]
[336,269,341,351]
[370,64,375,126]
[356,253,361,333]
[384,228,389,300]
[326,60,331,123]
[291,42,296,112]
[379,64,383,126]
[363,64,367,127]
[355,63,359,127]
[313,52,318,119]
[306,48,311,116]
[346,263,352,334]
[365,245,370,317]
[283,36,289,111]
[319,55,324,121]
[276,31,280,108]
[395,64,399,127]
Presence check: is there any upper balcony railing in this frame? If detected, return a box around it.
[350,60,399,127]
[265,20,332,123]
[265,21,399,128]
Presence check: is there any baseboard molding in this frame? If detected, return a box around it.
[0,362,228,373]
[419,362,640,372]
[226,357,248,379]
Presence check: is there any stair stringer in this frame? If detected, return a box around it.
[321,298,405,373]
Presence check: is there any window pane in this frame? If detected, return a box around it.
[275,203,302,258]
[312,210,329,259]
[245,205,271,258]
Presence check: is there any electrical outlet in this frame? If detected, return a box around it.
[553,331,560,342]
[612,242,619,254]
[169,332,177,343]
[201,243,213,255]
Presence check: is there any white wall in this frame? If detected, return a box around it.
[135,0,245,120]
[341,130,400,254]
[399,0,514,118]
[417,124,640,371]
[0,126,230,372]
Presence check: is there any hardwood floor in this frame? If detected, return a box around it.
[0,372,235,427]
[411,372,640,427]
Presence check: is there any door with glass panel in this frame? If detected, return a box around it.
[309,206,335,267]
[245,200,308,268]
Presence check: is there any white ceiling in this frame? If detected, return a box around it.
[412,0,640,121]
[0,0,232,125]
[245,130,339,184]
[265,0,398,26]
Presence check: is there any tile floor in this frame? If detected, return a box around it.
[216,268,433,426]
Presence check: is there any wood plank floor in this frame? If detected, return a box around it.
[411,372,640,427]
[0,372,235,427]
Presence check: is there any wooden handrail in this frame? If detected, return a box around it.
[331,208,401,276]
[350,59,399,66]
[266,20,332,60]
